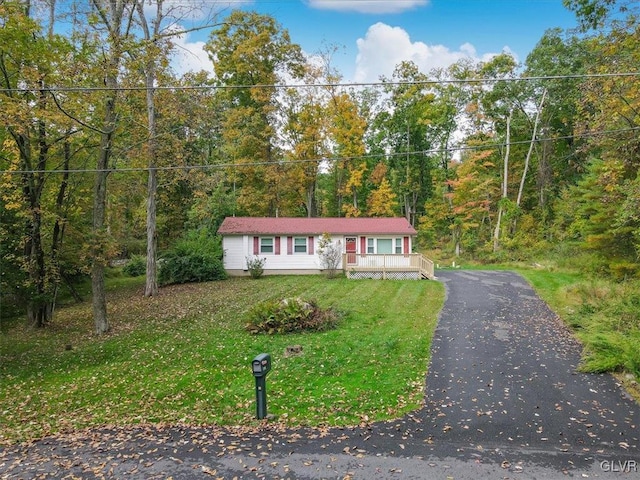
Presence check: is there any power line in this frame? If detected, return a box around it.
[1,72,639,94]
[3,126,638,175]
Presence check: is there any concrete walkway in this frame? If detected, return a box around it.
[2,270,639,479]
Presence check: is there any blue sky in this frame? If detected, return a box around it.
[172,0,579,82]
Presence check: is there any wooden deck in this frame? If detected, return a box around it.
[342,253,435,280]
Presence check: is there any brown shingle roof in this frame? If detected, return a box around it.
[217,217,417,236]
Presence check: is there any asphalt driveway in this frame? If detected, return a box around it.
[2,270,639,479]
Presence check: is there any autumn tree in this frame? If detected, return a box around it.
[205,10,305,217]
[281,99,326,216]
[87,0,137,334]
[374,61,437,226]
[363,162,395,216]
[326,90,368,217]
[422,144,498,256]
[280,59,334,217]
[129,1,226,297]
[0,1,87,326]
[524,29,590,216]
[175,72,235,233]
[560,0,640,272]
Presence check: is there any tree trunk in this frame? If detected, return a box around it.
[143,74,158,297]
[92,76,117,335]
[25,206,47,328]
[137,0,161,297]
[305,181,317,217]
[493,113,511,253]
[145,165,158,297]
[92,163,110,334]
[25,89,51,328]
[48,134,73,321]
[89,0,133,333]
[516,89,547,208]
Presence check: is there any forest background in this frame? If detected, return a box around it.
[1,0,639,337]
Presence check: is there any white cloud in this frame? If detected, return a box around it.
[353,23,512,83]
[307,0,429,14]
[169,30,214,76]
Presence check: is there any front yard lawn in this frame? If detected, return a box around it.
[0,276,444,445]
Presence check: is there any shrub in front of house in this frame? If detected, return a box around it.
[245,297,341,334]
[246,256,266,279]
[317,233,342,279]
[159,231,226,285]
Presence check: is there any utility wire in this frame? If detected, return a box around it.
[1,72,639,94]
[3,126,638,175]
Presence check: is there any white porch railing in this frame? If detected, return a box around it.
[342,253,435,280]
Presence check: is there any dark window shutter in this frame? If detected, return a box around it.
[308,236,314,255]
[253,236,259,255]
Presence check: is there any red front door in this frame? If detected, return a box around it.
[345,237,357,264]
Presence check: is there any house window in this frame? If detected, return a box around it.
[294,237,307,253]
[365,237,406,254]
[367,238,374,254]
[377,238,393,254]
[260,237,274,254]
[395,238,403,254]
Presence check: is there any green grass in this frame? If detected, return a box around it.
[0,276,444,445]
[518,268,640,379]
[516,268,586,315]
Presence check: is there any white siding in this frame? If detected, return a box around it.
[223,234,329,273]
[222,233,412,274]
[222,235,247,270]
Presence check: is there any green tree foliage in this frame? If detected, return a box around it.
[375,61,437,226]
[280,62,332,217]
[563,0,637,31]
[205,10,305,217]
[168,73,230,237]
[0,2,90,326]
[558,1,640,274]
[524,29,591,215]
[158,230,226,285]
[557,159,638,275]
[326,90,368,217]
[123,255,146,277]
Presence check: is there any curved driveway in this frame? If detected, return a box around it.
[423,270,639,465]
[426,271,640,452]
[2,270,639,479]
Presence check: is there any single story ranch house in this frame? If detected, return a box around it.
[217,216,435,280]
